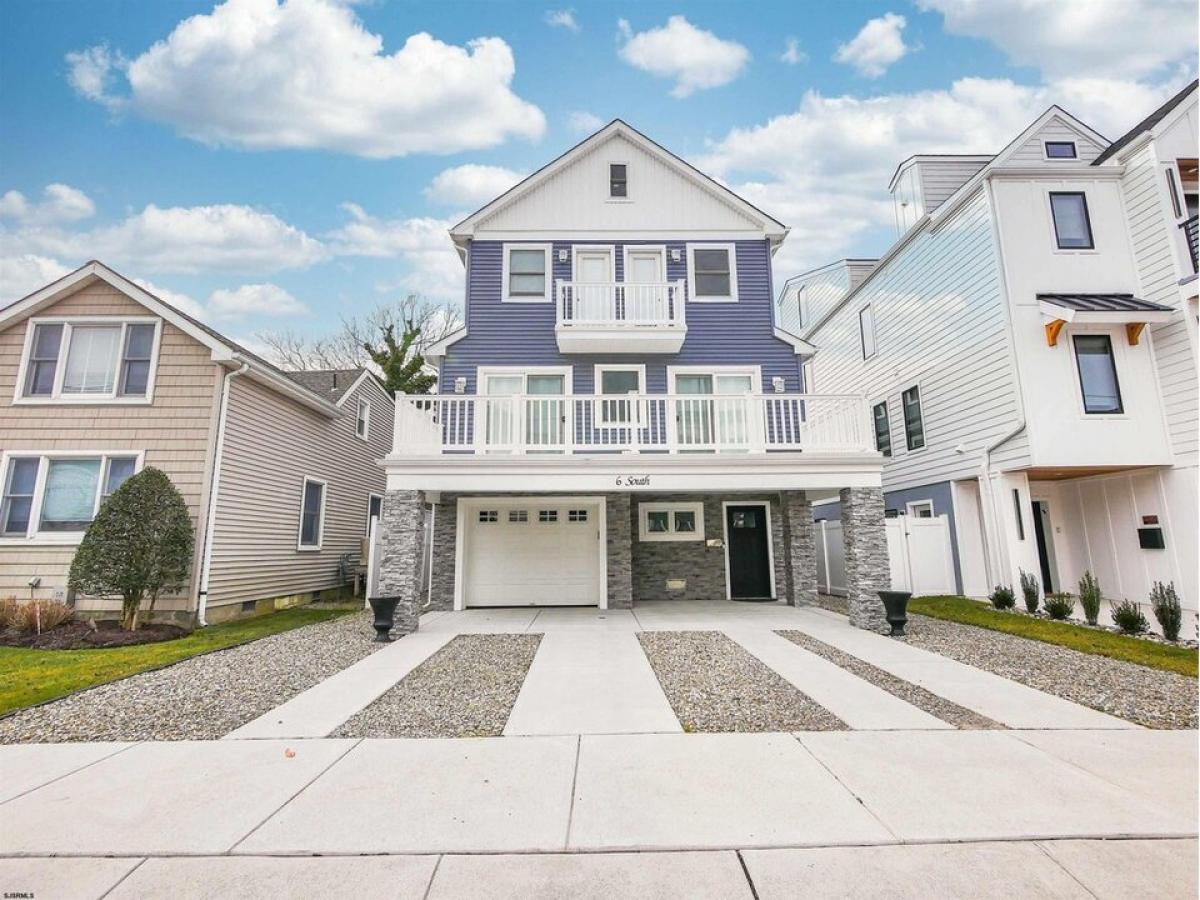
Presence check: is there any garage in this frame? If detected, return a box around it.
[458,497,606,608]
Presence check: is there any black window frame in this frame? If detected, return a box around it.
[1044,141,1077,159]
[872,401,892,457]
[1073,334,1124,415]
[901,385,925,451]
[1049,191,1095,250]
[609,163,628,198]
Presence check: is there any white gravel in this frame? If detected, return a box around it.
[0,611,379,743]
[638,631,845,732]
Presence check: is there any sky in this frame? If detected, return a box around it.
[1,0,1196,352]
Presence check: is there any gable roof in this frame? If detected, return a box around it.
[449,119,789,253]
[284,368,389,406]
[1093,79,1199,166]
[0,260,345,416]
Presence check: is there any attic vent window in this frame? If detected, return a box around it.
[1045,141,1077,160]
[609,163,627,198]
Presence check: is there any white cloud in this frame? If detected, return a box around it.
[835,13,911,78]
[918,0,1197,80]
[0,255,72,304]
[424,164,524,208]
[327,204,462,300]
[66,0,545,158]
[568,111,605,134]
[544,9,580,32]
[2,201,327,275]
[208,283,307,319]
[132,278,210,321]
[780,38,807,65]
[0,184,96,224]
[617,15,749,98]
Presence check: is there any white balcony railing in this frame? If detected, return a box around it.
[393,393,872,456]
[556,281,686,329]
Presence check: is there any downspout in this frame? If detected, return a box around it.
[196,362,248,626]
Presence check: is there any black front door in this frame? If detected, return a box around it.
[726,505,772,599]
[1031,500,1055,593]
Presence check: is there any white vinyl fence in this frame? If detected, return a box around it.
[816,515,956,596]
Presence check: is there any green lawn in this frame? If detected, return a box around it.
[910,595,1197,678]
[0,606,353,716]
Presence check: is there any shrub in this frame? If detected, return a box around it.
[1110,599,1148,635]
[10,600,73,634]
[0,597,20,629]
[1044,593,1075,620]
[1078,571,1102,626]
[1019,570,1040,614]
[989,585,1016,610]
[69,467,194,631]
[1150,581,1183,642]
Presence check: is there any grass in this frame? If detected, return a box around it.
[0,606,353,717]
[910,596,1197,678]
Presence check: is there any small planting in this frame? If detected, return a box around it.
[1111,599,1148,635]
[10,600,73,635]
[1151,581,1183,642]
[989,585,1015,610]
[1019,570,1040,614]
[1044,593,1075,621]
[1078,571,1102,626]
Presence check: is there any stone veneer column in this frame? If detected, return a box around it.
[606,494,633,609]
[783,491,818,607]
[376,489,425,634]
[840,486,889,633]
[426,494,457,611]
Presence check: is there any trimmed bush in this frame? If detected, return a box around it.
[1078,571,1102,626]
[1110,599,1148,635]
[989,585,1016,610]
[1044,593,1075,620]
[1019,570,1040,614]
[11,600,73,634]
[1150,581,1183,642]
[69,467,194,631]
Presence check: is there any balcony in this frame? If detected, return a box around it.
[555,280,687,353]
[393,393,872,456]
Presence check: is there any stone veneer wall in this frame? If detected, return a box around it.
[840,486,889,632]
[377,489,425,633]
[782,491,818,606]
[606,494,633,608]
[427,493,459,611]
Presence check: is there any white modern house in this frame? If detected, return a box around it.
[784,83,1198,621]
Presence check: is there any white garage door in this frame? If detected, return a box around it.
[463,499,603,607]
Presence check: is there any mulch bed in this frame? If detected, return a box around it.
[0,621,189,650]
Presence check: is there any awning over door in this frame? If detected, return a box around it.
[1038,293,1175,347]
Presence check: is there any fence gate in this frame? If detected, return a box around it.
[816,514,955,596]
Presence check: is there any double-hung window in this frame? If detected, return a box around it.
[1073,334,1123,414]
[19,318,159,402]
[355,398,370,440]
[687,244,737,302]
[609,163,628,198]
[503,244,551,302]
[872,401,892,457]
[902,386,925,451]
[298,477,327,550]
[1049,192,1094,250]
[1,453,140,540]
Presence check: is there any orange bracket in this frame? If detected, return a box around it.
[1045,319,1066,347]
[1126,322,1146,345]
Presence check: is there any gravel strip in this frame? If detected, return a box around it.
[906,614,1198,729]
[776,630,1004,730]
[0,612,379,743]
[333,633,541,738]
[638,631,845,732]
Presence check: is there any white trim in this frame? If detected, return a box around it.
[621,245,667,283]
[686,242,739,302]
[570,244,617,283]
[501,242,553,303]
[297,475,328,551]
[452,495,608,610]
[906,500,935,518]
[666,364,763,394]
[366,492,383,536]
[197,362,247,625]
[334,369,392,409]
[355,397,371,441]
[720,500,777,600]
[12,316,162,406]
[477,365,574,394]
[858,304,877,360]
[638,501,705,542]
[0,449,145,545]
[593,363,646,427]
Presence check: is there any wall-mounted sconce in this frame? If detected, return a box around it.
[670,248,682,262]
[557,249,569,262]
[454,377,467,394]
[772,377,786,393]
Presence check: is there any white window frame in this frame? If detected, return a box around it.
[906,500,934,518]
[365,492,383,535]
[621,245,667,284]
[297,475,328,551]
[686,243,738,303]
[667,365,762,395]
[607,161,631,202]
[638,501,705,542]
[501,243,553,303]
[859,304,877,359]
[594,363,646,426]
[571,244,617,283]
[801,359,815,393]
[0,450,145,545]
[13,316,163,405]
[1043,140,1078,161]
[355,397,371,441]
[477,365,574,395]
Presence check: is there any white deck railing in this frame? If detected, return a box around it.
[556,281,686,329]
[393,393,872,455]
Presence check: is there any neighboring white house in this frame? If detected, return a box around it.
[792,83,1199,620]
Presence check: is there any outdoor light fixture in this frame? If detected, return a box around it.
[454,377,467,394]
[670,248,682,262]
[772,377,786,393]
[558,249,568,262]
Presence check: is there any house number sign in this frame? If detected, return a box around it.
[615,475,651,487]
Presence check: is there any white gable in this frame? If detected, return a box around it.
[995,112,1108,167]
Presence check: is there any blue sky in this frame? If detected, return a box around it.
[1,0,1195,350]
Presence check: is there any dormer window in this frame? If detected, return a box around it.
[1045,141,1077,160]
[609,163,627,198]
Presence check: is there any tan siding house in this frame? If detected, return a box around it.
[0,261,394,623]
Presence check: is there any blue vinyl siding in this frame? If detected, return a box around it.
[441,239,801,393]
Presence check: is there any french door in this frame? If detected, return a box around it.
[574,249,613,322]
[625,249,666,322]
[673,371,756,450]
